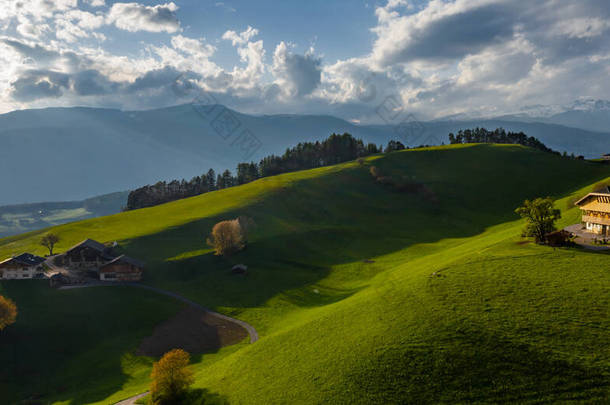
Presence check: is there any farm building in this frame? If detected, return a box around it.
[64,239,116,269]
[99,255,144,281]
[575,192,610,235]
[0,253,46,279]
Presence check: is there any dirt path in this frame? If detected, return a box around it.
[126,283,259,343]
[114,392,148,405]
[58,282,259,342]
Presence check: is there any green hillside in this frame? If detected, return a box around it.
[1,144,609,404]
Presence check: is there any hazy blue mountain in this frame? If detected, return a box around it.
[2,104,610,205]
[488,99,610,133]
[0,191,128,238]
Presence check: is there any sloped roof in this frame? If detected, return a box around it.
[0,253,45,267]
[100,255,145,269]
[67,238,108,253]
[574,192,610,206]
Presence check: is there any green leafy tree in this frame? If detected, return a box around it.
[515,197,561,243]
[0,295,17,331]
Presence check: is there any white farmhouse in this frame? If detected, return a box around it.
[0,253,46,279]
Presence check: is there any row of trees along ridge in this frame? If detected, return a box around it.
[127,129,560,210]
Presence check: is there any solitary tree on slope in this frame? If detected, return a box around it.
[515,197,562,244]
[40,233,60,256]
[150,348,194,404]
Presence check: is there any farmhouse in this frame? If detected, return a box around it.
[0,253,46,279]
[99,255,144,281]
[575,191,610,235]
[64,239,116,269]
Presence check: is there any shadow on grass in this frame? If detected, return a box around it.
[112,146,610,316]
[350,329,610,404]
[5,145,610,404]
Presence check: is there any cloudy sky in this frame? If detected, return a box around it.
[1,0,609,121]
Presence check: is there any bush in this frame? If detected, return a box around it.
[207,217,253,257]
[0,295,17,331]
[150,349,194,405]
[545,230,574,247]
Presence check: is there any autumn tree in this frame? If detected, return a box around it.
[150,348,194,404]
[40,233,60,256]
[0,295,17,331]
[515,197,562,243]
[207,217,253,257]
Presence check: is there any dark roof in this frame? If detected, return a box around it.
[67,238,108,253]
[0,253,45,267]
[100,255,145,269]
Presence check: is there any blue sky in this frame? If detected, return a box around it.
[1,0,609,121]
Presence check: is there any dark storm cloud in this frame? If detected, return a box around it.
[282,52,322,96]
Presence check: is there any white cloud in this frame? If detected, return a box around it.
[107,2,181,33]
[222,26,259,46]
[85,0,106,6]
[1,0,610,120]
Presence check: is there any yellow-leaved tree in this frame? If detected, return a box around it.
[0,295,17,331]
[150,348,194,404]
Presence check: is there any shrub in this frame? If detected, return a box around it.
[150,349,194,405]
[545,230,574,247]
[0,295,17,331]
[207,217,253,257]
[369,166,382,179]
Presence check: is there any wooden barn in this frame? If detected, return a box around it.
[64,239,115,269]
[0,253,46,279]
[99,255,144,282]
[575,192,610,235]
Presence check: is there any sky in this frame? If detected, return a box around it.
[1,0,609,122]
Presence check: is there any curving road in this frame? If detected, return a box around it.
[123,283,259,343]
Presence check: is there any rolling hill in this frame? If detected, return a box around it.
[2,104,610,206]
[0,144,609,404]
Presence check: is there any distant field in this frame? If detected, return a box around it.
[0,144,608,404]
[0,191,128,238]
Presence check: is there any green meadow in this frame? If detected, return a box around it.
[0,144,608,404]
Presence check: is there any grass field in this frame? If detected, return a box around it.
[1,144,609,404]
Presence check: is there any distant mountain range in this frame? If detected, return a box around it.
[0,191,128,238]
[451,98,610,134]
[1,103,610,206]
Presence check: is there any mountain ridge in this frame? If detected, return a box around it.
[2,103,610,205]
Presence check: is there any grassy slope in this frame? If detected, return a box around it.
[0,283,182,404]
[1,144,609,404]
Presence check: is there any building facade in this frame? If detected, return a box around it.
[0,253,46,279]
[64,239,115,269]
[575,192,610,235]
[99,255,144,281]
